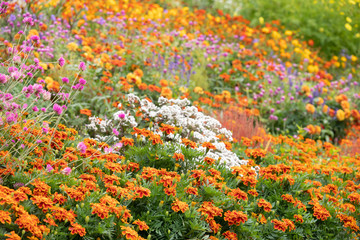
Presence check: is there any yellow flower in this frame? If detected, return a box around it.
[67,42,79,51]
[259,17,264,25]
[345,23,352,31]
[193,86,204,94]
[336,109,345,121]
[351,55,358,62]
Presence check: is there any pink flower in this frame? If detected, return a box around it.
[118,112,126,119]
[77,142,87,153]
[79,78,86,85]
[112,128,119,136]
[46,164,54,172]
[79,62,86,71]
[62,167,72,175]
[53,104,63,115]
[62,77,69,83]
[58,57,65,67]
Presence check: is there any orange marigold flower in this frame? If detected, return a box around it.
[4,231,21,240]
[80,109,92,116]
[313,204,331,221]
[271,219,287,232]
[160,123,175,134]
[69,222,86,237]
[120,137,134,147]
[294,214,303,223]
[185,187,198,195]
[31,196,54,213]
[181,138,197,149]
[258,198,272,212]
[283,219,295,231]
[133,219,149,231]
[281,194,295,203]
[198,201,223,221]
[336,214,360,232]
[227,188,248,201]
[120,226,139,240]
[204,157,216,165]
[171,198,189,213]
[348,192,360,204]
[164,186,176,197]
[0,210,11,224]
[202,142,216,150]
[248,189,259,197]
[134,187,151,199]
[149,133,163,145]
[224,210,248,225]
[91,203,109,219]
[222,230,238,240]
[173,152,184,161]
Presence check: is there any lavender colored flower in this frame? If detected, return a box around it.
[13,182,24,189]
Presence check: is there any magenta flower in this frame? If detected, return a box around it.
[112,128,119,136]
[79,62,86,71]
[62,167,72,175]
[79,78,86,85]
[53,104,63,115]
[46,164,54,172]
[58,57,65,67]
[62,77,69,83]
[118,112,126,119]
[0,73,8,83]
[77,142,87,153]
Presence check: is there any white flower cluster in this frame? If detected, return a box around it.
[137,96,248,168]
[85,111,137,144]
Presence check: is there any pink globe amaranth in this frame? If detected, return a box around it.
[58,57,65,67]
[62,167,72,175]
[77,142,87,153]
[79,62,86,71]
[53,104,63,115]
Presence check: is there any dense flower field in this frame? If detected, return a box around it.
[0,0,360,239]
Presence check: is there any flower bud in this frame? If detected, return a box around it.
[85,216,90,223]
[147,235,151,240]
[81,203,84,208]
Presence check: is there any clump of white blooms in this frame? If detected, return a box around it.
[139,96,248,168]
